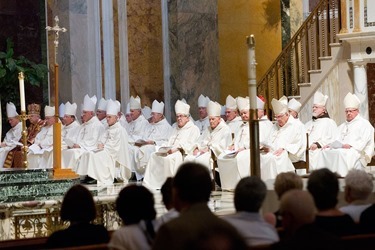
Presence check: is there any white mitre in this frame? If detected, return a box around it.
[130,96,141,109]
[6,102,18,118]
[175,100,190,115]
[152,100,164,114]
[59,103,65,117]
[272,97,288,115]
[198,94,210,108]
[225,95,237,110]
[142,106,152,119]
[288,98,302,113]
[45,105,55,117]
[83,94,97,112]
[237,96,250,111]
[344,92,360,109]
[65,102,77,116]
[106,99,120,116]
[97,98,108,111]
[207,101,221,117]
[314,91,328,106]
[256,96,265,110]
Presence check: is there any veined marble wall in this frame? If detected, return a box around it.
[218,0,282,103]
[127,0,163,107]
[168,0,220,120]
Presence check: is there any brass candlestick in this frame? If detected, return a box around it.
[20,111,28,168]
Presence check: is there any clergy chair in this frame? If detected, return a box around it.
[292,133,309,174]
[210,149,220,191]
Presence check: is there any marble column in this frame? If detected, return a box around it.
[350,60,369,120]
[118,0,130,112]
[47,0,102,110]
[168,0,220,120]
[161,0,172,122]
[102,0,116,100]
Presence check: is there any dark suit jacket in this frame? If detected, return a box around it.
[152,202,246,250]
[46,222,109,249]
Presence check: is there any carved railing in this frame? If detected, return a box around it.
[257,0,341,110]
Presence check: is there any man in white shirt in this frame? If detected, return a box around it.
[305,91,337,171]
[225,95,242,134]
[223,176,279,247]
[132,100,173,180]
[62,95,105,172]
[317,92,374,176]
[0,102,22,167]
[28,105,56,169]
[194,94,210,134]
[260,97,304,181]
[185,101,232,176]
[143,100,200,189]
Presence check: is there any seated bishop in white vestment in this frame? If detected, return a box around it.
[62,95,105,170]
[288,98,307,165]
[126,96,151,175]
[260,97,304,181]
[225,95,242,135]
[131,100,173,180]
[304,91,338,171]
[217,96,273,190]
[184,101,232,176]
[143,100,200,189]
[316,93,374,177]
[61,101,80,149]
[0,102,22,167]
[28,106,57,169]
[76,100,131,185]
[194,94,210,134]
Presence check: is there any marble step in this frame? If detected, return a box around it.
[0,168,80,203]
[0,168,52,184]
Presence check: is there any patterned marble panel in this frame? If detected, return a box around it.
[169,0,220,120]
[127,0,164,107]
[0,168,79,202]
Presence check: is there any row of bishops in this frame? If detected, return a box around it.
[0,91,373,189]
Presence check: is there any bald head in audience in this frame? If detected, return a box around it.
[279,190,316,236]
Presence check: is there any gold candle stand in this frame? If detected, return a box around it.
[20,111,28,168]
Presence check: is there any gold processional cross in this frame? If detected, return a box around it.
[46,16,77,178]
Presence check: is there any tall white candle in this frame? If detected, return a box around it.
[18,72,26,112]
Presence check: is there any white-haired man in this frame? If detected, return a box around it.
[143,100,200,189]
[317,92,374,176]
